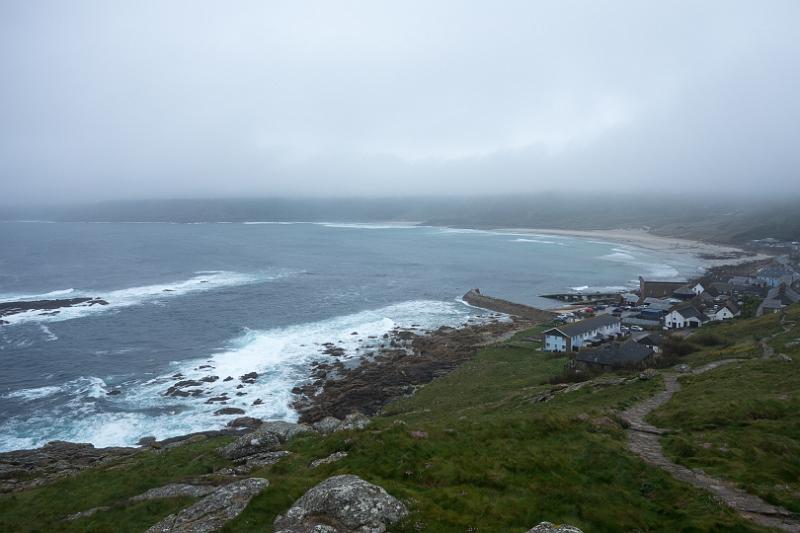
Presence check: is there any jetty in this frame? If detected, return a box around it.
[462,289,555,321]
[539,291,621,304]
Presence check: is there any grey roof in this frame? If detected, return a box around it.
[576,339,654,367]
[634,332,663,346]
[759,298,785,310]
[669,304,708,322]
[766,285,800,304]
[544,315,620,338]
[758,266,791,278]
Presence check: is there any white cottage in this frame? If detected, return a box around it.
[663,304,708,329]
[542,315,622,352]
[708,302,739,321]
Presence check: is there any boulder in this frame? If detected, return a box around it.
[227,417,263,429]
[218,421,312,460]
[312,416,343,435]
[338,413,370,432]
[131,483,217,502]
[309,451,348,469]
[527,522,584,533]
[273,475,408,533]
[145,478,268,533]
[638,368,658,381]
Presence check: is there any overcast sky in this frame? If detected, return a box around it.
[1,1,799,204]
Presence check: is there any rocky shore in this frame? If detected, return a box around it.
[292,312,537,424]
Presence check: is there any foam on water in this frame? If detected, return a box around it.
[599,247,681,279]
[0,270,285,326]
[0,299,490,451]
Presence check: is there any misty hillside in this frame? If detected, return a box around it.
[3,195,798,244]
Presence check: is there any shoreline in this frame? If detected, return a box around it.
[493,227,771,268]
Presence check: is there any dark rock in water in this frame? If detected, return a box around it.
[205,396,229,404]
[350,331,358,335]
[0,320,9,326]
[236,384,245,389]
[144,478,268,533]
[187,389,204,397]
[240,372,258,383]
[198,365,214,370]
[214,407,245,416]
[291,386,303,394]
[223,376,233,382]
[164,379,203,396]
[226,417,262,429]
[252,398,263,406]
[172,373,184,379]
[235,392,246,396]
[200,375,219,383]
[272,475,408,533]
[106,389,122,396]
[0,297,109,319]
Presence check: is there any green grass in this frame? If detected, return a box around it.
[2,321,787,532]
[650,305,800,514]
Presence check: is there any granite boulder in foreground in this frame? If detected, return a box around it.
[273,474,408,532]
[145,477,268,533]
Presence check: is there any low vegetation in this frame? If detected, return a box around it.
[649,305,800,514]
[3,309,797,532]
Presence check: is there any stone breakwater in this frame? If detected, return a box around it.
[462,289,556,321]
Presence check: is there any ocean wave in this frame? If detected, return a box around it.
[318,222,421,230]
[0,299,488,451]
[513,238,558,245]
[0,270,287,326]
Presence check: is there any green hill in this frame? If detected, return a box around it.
[2,307,798,532]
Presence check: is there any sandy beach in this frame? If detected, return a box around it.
[497,227,771,268]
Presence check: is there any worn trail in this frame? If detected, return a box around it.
[621,360,800,532]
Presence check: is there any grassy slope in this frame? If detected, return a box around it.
[649,305,800,514]
[0,323,784,532]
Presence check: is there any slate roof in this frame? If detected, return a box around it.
[640,279,686,299]
[576,339,654,367]
[767,285,800,305]
[544,315,620,338]
[669,304,709,322]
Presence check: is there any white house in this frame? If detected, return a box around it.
[543,315,622,352]
[663,304,708,329]
[707,302,739,321]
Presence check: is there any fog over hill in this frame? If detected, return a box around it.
[3,195,799,244]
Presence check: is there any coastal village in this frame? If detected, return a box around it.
[539,252,800,373]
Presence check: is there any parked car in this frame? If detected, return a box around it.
[630,325,644,332]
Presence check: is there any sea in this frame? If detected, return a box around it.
[0,221,707,452]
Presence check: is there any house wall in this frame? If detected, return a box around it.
[569,322,621,350]
[712,307,734,321]
[544,334,567,352]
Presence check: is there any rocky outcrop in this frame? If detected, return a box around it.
[309,451,348,469]
[0,440,139,493]
[0,297,109,319]
[130,483,218,502]
[527,522,584,533]
[145,477,268,533]
[273,475,408,533]
[294,320,522,423]
[218,421,313,461]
